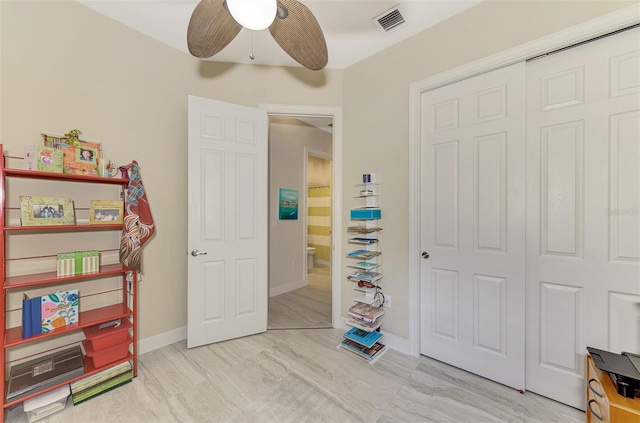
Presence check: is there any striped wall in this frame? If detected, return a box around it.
[308,186,331,263]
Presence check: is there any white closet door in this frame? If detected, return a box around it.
[525,27,640,409]
[420,61,526,390]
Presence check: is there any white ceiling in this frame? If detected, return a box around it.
[77,0,482,70]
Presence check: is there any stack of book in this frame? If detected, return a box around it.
[338,327,388,364]
[347,301,384,330]
[70,361,133,405]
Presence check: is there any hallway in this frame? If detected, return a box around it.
[268,265,331,329]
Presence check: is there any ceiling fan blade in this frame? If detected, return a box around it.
[187,0,242,58]
[269,0,328,71]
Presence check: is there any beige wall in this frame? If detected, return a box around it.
[342,0,636,339]
[268,117,332,292]
[0,1,343,341]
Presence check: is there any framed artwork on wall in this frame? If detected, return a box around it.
[278,188,298,220]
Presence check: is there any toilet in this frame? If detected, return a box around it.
[307,246,316,273]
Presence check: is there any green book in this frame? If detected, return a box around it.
[70,361,131,394]
[72,370,133,404]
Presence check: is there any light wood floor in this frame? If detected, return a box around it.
[7,328,584,423]
[268,264,332,330]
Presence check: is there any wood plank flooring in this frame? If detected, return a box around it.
[7,328,584,422]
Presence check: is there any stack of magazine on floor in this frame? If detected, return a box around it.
[338,327,387,364]
[70,361,133,405]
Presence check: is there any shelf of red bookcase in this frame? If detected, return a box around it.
[4,304,132,347]
[3,352,135,408]
[3,168,128,185]
[4,264,130,290]
[3,224,122,232]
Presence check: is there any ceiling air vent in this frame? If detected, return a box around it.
[373,5,405,34]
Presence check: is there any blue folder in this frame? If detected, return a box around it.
[22,295,42,339]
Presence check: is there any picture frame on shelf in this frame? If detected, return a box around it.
[19,196,75,226]
[89,200,123,224]
[42,132,102,176]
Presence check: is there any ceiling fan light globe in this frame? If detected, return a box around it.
[227,0,277,30]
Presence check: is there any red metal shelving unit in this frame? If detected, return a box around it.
[0,145,138,421]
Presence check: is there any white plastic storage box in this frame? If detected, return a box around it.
[23,385,70,423]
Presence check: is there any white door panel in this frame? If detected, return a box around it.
[525,27,640,409]
[187,95,268,348]
[420,61,526,390]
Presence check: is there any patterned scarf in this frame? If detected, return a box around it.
[119,161,155,270]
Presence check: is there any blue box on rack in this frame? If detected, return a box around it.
[350,208,381,220]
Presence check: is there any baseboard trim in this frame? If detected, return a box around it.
[269,279,306,297]
[138,325,186,355]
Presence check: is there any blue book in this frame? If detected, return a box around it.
[344,327,382,348]
[22,295,42,339]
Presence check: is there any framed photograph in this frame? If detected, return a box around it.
[89,200,123,224]
[42,133,102,176]
[278,188,298,220]
[19,196,75,226]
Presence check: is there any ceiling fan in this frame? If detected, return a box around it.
[187,0,328,71]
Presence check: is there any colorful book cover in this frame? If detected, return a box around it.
[23,146,64,173]
[344,327,383,348]
[41,290,79,333]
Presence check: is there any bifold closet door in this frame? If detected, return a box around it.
[525,26,640,409]
[420,61,526,390]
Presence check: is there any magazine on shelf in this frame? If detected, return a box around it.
[339,339,388,363]
[347,261,381,270]
[346,317,383,332]
[339,343,389,365]
[347,302,384,323]
[344,327,383,348]
[346,250,381,260]
[347,225,382,234]
[347,270,382,283]
[348,237,378,244]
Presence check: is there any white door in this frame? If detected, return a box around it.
[187,95,268,348]
[525,27,640,409]
[420,62,526,389]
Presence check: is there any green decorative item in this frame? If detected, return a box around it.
[64,129,82,147]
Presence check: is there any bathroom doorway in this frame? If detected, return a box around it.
[267,116,333,330]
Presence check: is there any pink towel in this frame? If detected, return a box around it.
[119,161,155,270]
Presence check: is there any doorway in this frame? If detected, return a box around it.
[265,113,338,330]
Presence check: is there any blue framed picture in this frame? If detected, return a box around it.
[279,188,298,220]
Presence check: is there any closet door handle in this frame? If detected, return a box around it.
[588,378,603,398]
[587,399,603,421]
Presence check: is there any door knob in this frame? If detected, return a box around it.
[422,252,430,259]
[190,249,208,257]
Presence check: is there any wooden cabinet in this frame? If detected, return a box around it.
[0,145,137,420]
[587,355,640,423]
